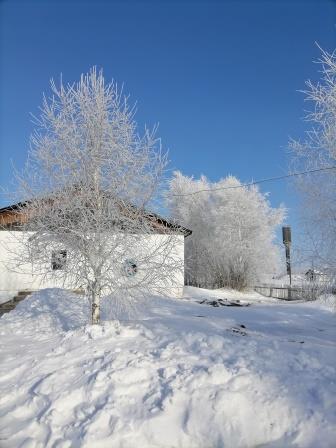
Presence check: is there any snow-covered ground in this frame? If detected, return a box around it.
[0,287,335,448]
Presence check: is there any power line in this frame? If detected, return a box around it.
[171,166,336,197]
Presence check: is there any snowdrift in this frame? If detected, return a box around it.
[0,288,335,447]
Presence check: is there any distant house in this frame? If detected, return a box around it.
[305,269,326,282]
[0,201,191,300]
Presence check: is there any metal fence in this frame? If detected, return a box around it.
[185,278,326,301]
[254,284,320,301]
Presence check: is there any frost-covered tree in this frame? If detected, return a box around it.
[290,47,336,279]
[167,172,284,290]
[9,68,183,324]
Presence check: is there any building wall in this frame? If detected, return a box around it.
[0,231,185,302]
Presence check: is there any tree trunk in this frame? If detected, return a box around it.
[91,292,101,325]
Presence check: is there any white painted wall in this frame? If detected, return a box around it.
[0,231,185,302]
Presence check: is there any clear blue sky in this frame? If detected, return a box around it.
[0,0,335,240]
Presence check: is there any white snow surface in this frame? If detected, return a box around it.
[0,287,335,448]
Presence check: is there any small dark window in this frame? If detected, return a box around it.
[123,259,138,277]
[51,250,67,270]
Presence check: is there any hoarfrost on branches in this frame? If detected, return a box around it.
[166,172,284,290]
[290,47,336,281]
[7,68,184,324]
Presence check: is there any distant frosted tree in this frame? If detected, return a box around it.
[9,68,183,324]
[290,47,336,279]
[167,172,284,289]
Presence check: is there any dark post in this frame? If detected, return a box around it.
[282,226,292,294]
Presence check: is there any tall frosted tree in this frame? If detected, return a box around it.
[9,68,183,324]
[290,47,336,279]
[167,172,284,289]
